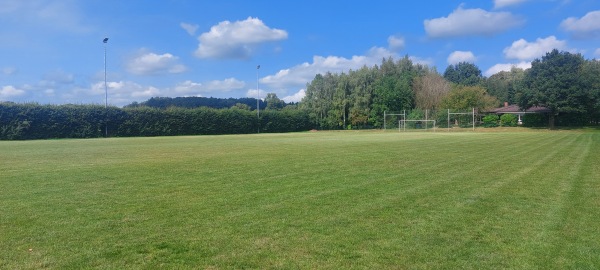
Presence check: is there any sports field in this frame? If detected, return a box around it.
[1,130,599,269]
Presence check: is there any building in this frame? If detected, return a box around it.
[489,102,550,125]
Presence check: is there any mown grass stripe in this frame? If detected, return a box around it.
[1,130,599,269]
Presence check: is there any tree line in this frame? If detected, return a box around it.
[2,49,599,140]
[301,50,600,129]
[125,96,268,110]
[0,102,310,140]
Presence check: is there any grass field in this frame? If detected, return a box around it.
[1,129,599,269]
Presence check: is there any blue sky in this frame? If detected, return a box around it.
[1,0,599,106]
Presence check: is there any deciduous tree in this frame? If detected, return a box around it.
[518,49,586,129]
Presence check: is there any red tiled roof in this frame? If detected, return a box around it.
[490,104,550,114]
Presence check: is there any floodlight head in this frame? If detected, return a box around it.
[257,65,260,69]
[103,37,109,43]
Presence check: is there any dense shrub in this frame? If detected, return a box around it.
[482,114,499,128]
[0,102,311,140]
[522,113,547,127]
[500,114,518,127]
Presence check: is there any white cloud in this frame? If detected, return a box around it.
[561,10,600,38]
[282,89,306,103]
[503,36,568,61]
[447,51,477,65]
[44,89,55,96]
[388,35,405,51]
[484,61,531,77]
[126,51,186,76]
[131,86,161,98]
[88,80,162,105]
[494,0,528,9]
[409,56,434,67]
[595,48,600,58]
[204,78,246,91]
[424,6,524,38]
[2,67,17,75]
[246,89,268,100]
[173,78,245,94]
[43,70,74,84]
[173,80,203,94]
[262,46,397,90]
[0,85,26,99]
[180,22,199,36]
[79,77,247,106]
[195,17,288,59]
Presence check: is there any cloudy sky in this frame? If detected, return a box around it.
[1,0,599,106]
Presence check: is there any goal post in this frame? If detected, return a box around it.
[447,108,476,131]
[384,110,406,130]
[398,119,436,132]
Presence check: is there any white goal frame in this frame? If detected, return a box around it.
[399,119,436,132]
[447,108,475,131]
[384,110,405,130]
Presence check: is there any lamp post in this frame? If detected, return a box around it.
[103,37,109,137]
[256,64,260,133]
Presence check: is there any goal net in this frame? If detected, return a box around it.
[446,108,476,131]
[399,119,436,132]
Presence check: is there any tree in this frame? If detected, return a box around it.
[265,93,285,110]
[440,85,498,111]
[443,62,483,86]
[331,73,350,128]
[349,66,375,128]
[413,69,451,110]
[369,56,420,127]
[301,74,327,127]
[518,49,586,129]
[485,67,524,104]
[581,59,600,124]
[232,103,251,110]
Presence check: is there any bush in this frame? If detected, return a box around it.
[500,114,518,127]
[522,113,547,127]
[0,102,311,140]
[482,114,499,128]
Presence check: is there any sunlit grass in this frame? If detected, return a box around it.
[1,130,599,269]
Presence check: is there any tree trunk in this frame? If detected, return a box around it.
[549,114,556,130]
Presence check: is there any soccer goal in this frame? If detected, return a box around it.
[384,111,406,130]
[447,108,476,131]
[399,119,436,132]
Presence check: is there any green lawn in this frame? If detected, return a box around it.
[1,130,599,269]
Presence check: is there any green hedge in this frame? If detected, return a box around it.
[482,114,499,128]
[0,103,311,140]
[500,114,518,127]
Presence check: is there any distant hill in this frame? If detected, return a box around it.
[125,96,265,110]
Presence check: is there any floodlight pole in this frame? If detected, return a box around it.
[257,65,260,133]
[103,37,109,137]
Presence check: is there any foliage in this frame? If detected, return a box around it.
[500,113,518,127]
[443,62,483,86]
[302,56,427,129]
[482,114,499,127]
[413,69,450,110]
[485,67,525,104]
[439,85,498,111]
[127,96,266,110]
[518,49,588,128]
[581,60,600,124]
[0,102,311,140]
[522,113,547,127]
[264,93,285,110]
[300,50,600,129]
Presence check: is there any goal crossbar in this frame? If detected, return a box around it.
[398,119,436,132]
[384,110,406,130]
[447,108,475,131]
